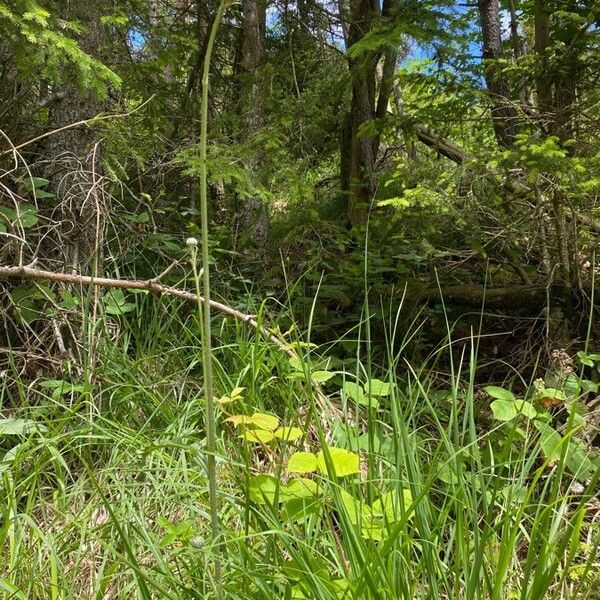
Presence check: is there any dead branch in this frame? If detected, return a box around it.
[0,263,293,356]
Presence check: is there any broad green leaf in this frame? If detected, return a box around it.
[311,370,334,383]
[282,497,320,522]
[286,477,318,499]
[240,429,275,443]
[216,386,244,404]
[499,483,528,505]
[437,463,460,485]
[31,189,54,199]
[0,418,46,436]
[534,422,563,461]
[0,203,38,228]
[371,489,413,521]
[364,378,391,396]
[0,444,22,476]
[250,412,279,431]
[336,488,361,523]
[287,451,318,474]
[485,386,516,402]
[23,176,50,190]
[342,381,364,402]
[290,585,306,599]
[104,289,136,315]
[247,475,280,504]
[534,388,566,403]
[317,447,361,477]
[491,399,518,421]
[565,439,598,480]
[225,414,254,427]
[273,426,303,442]
[289,356,304,372]
[361,522,386,541]
[514,400,537,419]
[225,412,279,431]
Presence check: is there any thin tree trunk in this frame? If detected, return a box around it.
[534,0,553,134]
[233,0,269,249]
[341,0,381,226]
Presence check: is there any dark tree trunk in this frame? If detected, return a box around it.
[341,0,399,227]
[477,0,518,147]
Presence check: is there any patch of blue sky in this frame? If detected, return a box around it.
[128,27,146,52]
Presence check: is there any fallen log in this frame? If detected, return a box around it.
[416,283,550,310]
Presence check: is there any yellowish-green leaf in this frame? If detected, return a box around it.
[225,414,254,427]
[247,475,280,504]
[225,412,279,430]
[371,489,413,521]
[240,429,275,443]
[273,426,303,442]
[286,477,319,499]
[317,447,361,478]
[250,412,280,431]
[287,451,318,474]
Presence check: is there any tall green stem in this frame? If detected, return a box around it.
[197,2,231,596]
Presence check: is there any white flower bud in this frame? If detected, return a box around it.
[186,237,198,247]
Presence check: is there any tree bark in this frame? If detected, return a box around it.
[233,0,270,249]
[44,2,112,274]
[477,0,518,147]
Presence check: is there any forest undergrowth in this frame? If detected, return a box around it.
[1,278,599,599]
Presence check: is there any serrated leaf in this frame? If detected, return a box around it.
[287,451,318,474]
[273,426,303,442]
[485,386,516,402]
[317,447,361,477]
